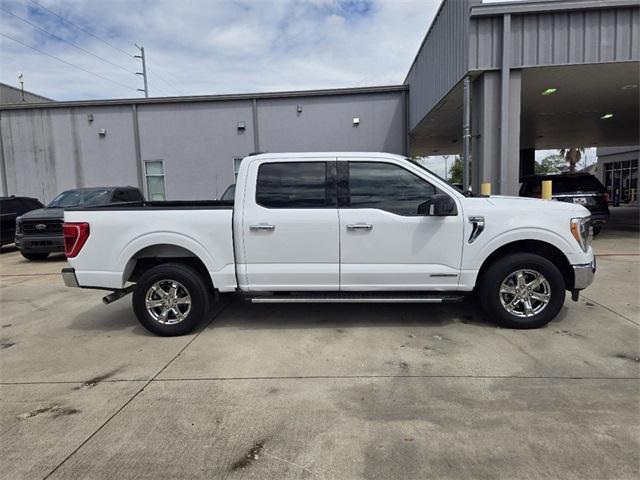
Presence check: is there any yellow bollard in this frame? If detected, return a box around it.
[481,183,491,196]
[542,180,553,200]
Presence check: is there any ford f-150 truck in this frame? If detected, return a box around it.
[61,152,595,336]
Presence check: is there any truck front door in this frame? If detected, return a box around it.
[338,159,464,290]
[239,159,339,291]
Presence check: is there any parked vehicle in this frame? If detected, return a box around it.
[0,196,43,247]
[16,186,144,261]
[520,173,609,235]
[62,152,595,336]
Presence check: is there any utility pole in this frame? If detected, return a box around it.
[18,73,25,101]
[134,44,148,97]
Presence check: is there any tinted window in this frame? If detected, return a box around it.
[48,189,111,207]
[522,175,605,195]
[114,189,143,202]
[0,198,19,214]
[21,198,42,210]
[348,162,439,216]
[221,184,235,201]
[256,162,330,208]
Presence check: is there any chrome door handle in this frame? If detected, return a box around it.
[250,223,276,231]
[346,223,373,230]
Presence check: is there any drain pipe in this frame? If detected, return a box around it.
[462,75,471,192]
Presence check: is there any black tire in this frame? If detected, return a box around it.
[132,263,211,336]
[592,225,601,236]
[21,251,49,261]
[478,253,565,329]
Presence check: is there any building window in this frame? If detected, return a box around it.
[603,159,638,203]
[145,160,166,200]
[233,157,243,180]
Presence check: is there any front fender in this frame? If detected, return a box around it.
[466,227,581,272]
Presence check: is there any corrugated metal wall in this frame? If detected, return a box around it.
[469,6,640,70]
[405,0,475,130]
[0,83,52,105]
[0,90,406,201]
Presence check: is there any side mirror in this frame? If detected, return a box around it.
[418,194,458,216]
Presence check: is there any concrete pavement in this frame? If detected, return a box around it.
[0,221,638,479]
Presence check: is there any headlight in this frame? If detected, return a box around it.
[570,217,592,252]
[15,217,22,234]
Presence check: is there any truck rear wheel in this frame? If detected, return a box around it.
[478,253,565,329]
[132,263,210,336]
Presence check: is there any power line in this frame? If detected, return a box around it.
[0,32,140,93]
[28,0,133,58]
[146,66,185,96]
[27,0,185,96]
[1,6,138,76]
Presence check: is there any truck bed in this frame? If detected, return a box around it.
[64,204,236,291]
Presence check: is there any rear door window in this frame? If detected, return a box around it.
[256,162,335,208]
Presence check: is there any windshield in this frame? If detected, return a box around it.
[408,158,468,195]
[48,189,111,208]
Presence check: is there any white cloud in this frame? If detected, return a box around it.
[0,0,440,100]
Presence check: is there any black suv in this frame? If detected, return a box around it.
[15,186,144,260]
[1,196,44,247]
[520,173,610,235]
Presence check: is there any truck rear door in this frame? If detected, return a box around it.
[238,158,339,291]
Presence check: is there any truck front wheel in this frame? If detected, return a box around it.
[478,253,565,329]
[132,263,210,336]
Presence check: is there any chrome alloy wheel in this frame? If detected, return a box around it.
[499,269,551,318]
[144,280,192,325]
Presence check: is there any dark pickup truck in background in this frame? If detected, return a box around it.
[520,173,610,235]
[15,186,144,260]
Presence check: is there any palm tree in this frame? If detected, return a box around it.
[559,148,586,172]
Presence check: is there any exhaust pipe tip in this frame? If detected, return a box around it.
[102,285,135,305]
[102,293,118,305]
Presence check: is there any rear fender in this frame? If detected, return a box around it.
[118,232,216,282]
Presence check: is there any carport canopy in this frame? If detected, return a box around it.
[409,62,640,156]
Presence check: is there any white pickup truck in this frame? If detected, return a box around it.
[62,152,596,336]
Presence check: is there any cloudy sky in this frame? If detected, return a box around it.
[0,0,442,101]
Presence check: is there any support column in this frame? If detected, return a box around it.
[471,71,500,194]
[252,98,260,153]
[504,70,522,194]
[498,13,522,196]
[471,69,522,195]
[519,148,536,178]
[132,104,144,192]
[0,112,7,196]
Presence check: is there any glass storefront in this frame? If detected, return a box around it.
[603,159,638,203]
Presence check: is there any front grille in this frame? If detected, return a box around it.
[20,219,63,235]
